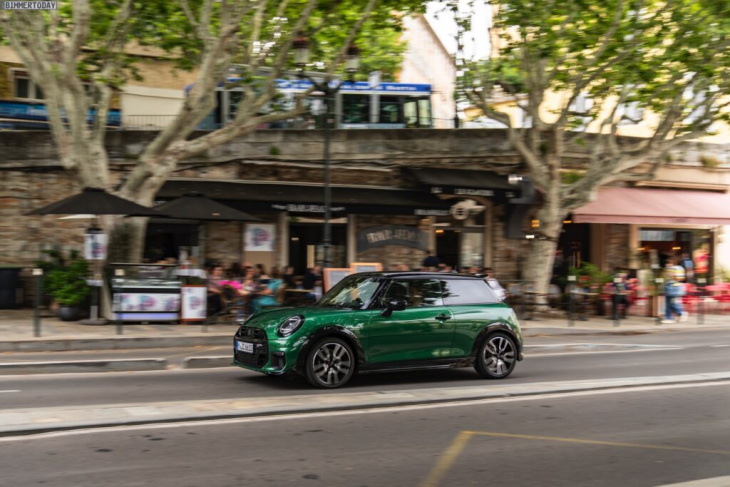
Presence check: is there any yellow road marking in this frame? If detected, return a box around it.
[421,430,730,487]
[419,430,473,487]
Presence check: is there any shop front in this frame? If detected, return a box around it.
[573,187,730,280]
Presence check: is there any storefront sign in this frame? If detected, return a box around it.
[271,204,347,214]
[357,225,428,252]
[245,223,275,251]
[84,228,108,261]
[180,285,207,322]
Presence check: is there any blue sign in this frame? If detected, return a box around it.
[186,77,431,94]
[0,100,121,127]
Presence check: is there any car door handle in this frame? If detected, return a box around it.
[434,313,451,321]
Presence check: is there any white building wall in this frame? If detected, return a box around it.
[401,16,456,128]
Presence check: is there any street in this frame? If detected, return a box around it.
[1,329,729,410]
[0,328,729,486]
[1,382,728,486]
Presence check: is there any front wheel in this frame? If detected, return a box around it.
[305,337,355,388]
[475,332,517,379]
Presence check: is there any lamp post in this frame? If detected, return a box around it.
[293,34,360,269]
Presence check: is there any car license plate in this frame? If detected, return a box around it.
[237,341,254,353]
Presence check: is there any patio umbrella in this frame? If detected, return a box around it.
[27,187,161,216]
[27,187,161,326]
[154,193,261,221]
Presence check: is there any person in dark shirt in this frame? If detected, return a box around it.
[302,265,322,290]
[282,265,297,289]
[422,250,440,269]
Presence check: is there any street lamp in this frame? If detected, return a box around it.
[293,34,360,269]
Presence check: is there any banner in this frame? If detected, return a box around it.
[180,285,207,322]
[357,225,428,252]
[245,223,275,252]
[84,229,108,261]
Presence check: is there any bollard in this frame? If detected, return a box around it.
[114,268,125,335]
[613,277,621,327]
[568,275,576,327]
[32,268,43,337]
[697,277,706,325]
[655,277,665,325]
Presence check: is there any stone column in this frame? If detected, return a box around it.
[347,214,357,265]
[278,212,289,269]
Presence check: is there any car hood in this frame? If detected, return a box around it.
[242,306,361,331]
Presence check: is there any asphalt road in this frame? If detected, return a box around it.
[1,381,728,486]
[1,329,729,410]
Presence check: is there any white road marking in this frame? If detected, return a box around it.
[0,390,20,393]
[657,476,730,486]
[2,380,729,443]
[710,345,730,348]
[529,348,683,358]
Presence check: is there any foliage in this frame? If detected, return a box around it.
[700,155,722,169]
[568,262,612,289]
[45,251,90,307]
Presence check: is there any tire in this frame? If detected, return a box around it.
[304,337,356,388]
[475,332,517,379]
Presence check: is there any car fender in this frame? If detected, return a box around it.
[295,326,366,373]
[470,322,523,361]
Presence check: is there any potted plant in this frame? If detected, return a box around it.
[46,251,90,321]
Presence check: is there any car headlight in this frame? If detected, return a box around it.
[278,315,304,337]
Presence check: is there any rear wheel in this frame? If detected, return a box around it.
[305,337,355,388]
[475,332,517,379]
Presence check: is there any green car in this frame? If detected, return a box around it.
[232,272,524,388]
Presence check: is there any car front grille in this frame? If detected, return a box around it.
[235,326,269,368]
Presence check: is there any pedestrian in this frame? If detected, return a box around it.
[679,252,695,283]
[422,250,440,270]
[611,270,631,320]
[484,267,506,301]
[662,268,688,324]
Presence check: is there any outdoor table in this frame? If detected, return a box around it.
[283,288,315,307]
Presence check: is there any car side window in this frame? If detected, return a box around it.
[382,279,443,308]
[441,279,500,305]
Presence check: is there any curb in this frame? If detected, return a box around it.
[0,335,231,353]
[182,356,232,369]
[2,372,729,438]
[0,358,168,375]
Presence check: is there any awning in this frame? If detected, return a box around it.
[159,179,452,216]
[404,167,515,198]
[573,187,730,225]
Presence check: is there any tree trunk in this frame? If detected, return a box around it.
[105,217,149,263]
[523,185,566,299]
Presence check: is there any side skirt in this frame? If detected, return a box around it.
[358,357,474,375]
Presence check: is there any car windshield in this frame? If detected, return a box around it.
[317,276,381,309]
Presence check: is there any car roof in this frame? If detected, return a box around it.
[350,271,483,280]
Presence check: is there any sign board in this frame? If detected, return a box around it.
[323,268,353,291]
[180,285,207,322]
[352,262,383,274]
[84,228,108,261]
[357,225,428,252]
[245,223,275,252]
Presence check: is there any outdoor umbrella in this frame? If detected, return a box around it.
[27,187,162,326]
[154,193,261,222]
[27,187,161,216]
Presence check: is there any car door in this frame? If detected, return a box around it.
[441,278,506,357]
[363,278,455,363]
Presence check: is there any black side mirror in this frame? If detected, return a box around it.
[380,298,407,317]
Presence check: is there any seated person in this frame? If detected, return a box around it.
[251,275,284,314]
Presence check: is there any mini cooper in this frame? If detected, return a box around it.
[232,272,524,388]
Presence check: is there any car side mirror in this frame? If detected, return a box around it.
[381,298,407,317]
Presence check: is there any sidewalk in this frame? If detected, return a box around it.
[1,308,728,351]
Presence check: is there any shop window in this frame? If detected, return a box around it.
[14,76,45,100]
[341,94,369,124]
[378,96,402,124]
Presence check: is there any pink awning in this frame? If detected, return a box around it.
[573,187,730,225]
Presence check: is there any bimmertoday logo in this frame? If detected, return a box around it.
[1,1,57,9]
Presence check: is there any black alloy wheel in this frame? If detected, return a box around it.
[305,337,355,388]
[475,332,517,379]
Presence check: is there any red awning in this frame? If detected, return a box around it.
[573,187,730,225]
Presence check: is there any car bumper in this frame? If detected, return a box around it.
[232,336,300,375]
